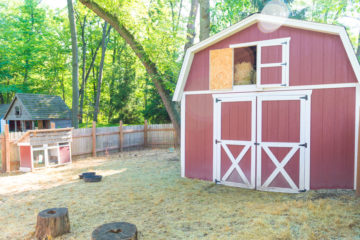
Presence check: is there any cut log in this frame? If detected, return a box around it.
[92,222,137,240]
[35,208,70,240]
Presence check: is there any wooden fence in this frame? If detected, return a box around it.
[0,121,178,172]
[71,121,178,157]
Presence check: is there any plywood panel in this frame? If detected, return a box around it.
[209,48,233,90]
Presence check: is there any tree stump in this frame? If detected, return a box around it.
[92,222,137,240]
[35,208,70,240]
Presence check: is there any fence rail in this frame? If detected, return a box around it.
[0,120,178,172]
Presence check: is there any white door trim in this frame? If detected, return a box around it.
[256,92,311,193]
[213,95,256,189]
[181,94,186,178]
[213,90,311,193]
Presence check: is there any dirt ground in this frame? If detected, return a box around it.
[0,149,360,240]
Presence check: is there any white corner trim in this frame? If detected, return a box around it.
[339,28,360,82]
[181,95,186,178]
[354,85,359,189]
[173,51,194,101]
[173,13,360,102]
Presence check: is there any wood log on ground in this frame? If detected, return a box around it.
[92,222,137,240]
[35,208,70,240]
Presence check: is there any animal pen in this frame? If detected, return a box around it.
[0,121,178,172]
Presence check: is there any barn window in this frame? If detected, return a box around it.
[230,37,290,88]
[15,106,21,117]
[256,37,290,87]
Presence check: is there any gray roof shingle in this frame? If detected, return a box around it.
[15,93,71,120]
[0,104,10,118]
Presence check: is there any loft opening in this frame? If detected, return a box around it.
[233,46,257,85]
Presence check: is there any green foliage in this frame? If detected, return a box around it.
[0,0,358,125]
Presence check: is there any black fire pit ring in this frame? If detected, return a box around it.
[84,175,102,182]
[79,172,96,179]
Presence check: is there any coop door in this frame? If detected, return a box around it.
[214,96,256,189]
[256,95,309,193]
[256,38,290,87]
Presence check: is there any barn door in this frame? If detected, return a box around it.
[256,94,309,193]
[214,96,256,189]
[256,38,290,87]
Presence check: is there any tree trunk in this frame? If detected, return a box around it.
[79,27,111,123]
[93,22,109,122]
[92,222,137,240]
[35,208,70,239]
[67,0,79,128]
[357,31,360,62]
[199,0,210,41]
[79,0,180,138]
[79,16,87,124]
[184,0,199,52]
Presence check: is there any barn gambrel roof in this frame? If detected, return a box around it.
[173,13,360,102]
[4,93,71,120]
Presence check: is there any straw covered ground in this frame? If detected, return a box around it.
[0,149,360,239]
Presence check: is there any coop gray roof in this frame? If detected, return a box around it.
[4,93,71,120]
[0,104,10,118]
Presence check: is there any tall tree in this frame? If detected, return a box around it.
[93,21,109,122]
[199,0,210,41]
[79,0,180,137]
[67,0,79,128]
[184,0,199,52]
[357,32,360,62]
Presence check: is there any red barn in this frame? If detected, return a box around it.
[173,14,360,193]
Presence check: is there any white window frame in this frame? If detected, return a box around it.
[230,37,290,89]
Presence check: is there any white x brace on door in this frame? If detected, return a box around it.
[213,96,256,189]
[213,91,311,193]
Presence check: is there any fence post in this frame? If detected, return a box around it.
[1,134,5,172]
[4,124,10,172]
[92,121,96,157]
[173,129,177,148]
[144,120,148,148]
[119,121,123,152]
[50,122,55,129]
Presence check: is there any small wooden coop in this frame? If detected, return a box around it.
[16,128,73,172]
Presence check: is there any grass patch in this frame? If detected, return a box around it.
[0,149,359,239]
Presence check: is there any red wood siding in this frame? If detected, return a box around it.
[185,94,213,180]
[310,88,355,189]
[261,45,282,64]
[221,102,252,141]
[261,100,300,142]
[220,101,252,183]
[260,100,301,188]
[184,24,357,91]
[260,67,282,85]
[20,146,31,168]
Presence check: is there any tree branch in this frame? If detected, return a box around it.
[79,0,180,137]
